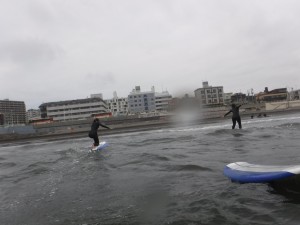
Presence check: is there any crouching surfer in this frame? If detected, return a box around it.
[224,103,243,129]
[88,118,111,147]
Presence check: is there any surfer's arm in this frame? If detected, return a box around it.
[224,110,231,117]
[99,122,110,129]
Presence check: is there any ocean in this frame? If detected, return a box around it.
[1,112,300,225]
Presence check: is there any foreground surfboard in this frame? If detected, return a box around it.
[90,141,108,152]
[224,162,300,183]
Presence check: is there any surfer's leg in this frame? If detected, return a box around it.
[237,117,242,129]
[94,135,99,146]
[232,118,236,129]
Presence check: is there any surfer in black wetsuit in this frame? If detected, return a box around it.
[88,118,110,147]
[224,103,243,129]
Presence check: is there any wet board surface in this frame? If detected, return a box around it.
[90,141,108,151]
[224,162,300,183]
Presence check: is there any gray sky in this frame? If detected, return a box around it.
[1,0,300,109]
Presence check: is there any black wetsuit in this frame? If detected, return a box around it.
[224,105,242,129]
[88,120,110,146]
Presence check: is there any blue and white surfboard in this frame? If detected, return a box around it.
[224,162,300,183]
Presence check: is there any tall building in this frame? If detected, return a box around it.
[39,97,108,122]
[0,99,26,125]
[128,86,156,114]
[194,82,224,106]
[105,92,128,116]
[155,91,172,112]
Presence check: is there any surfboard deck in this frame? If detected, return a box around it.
[90,141,108,152]
[224,162,300,183]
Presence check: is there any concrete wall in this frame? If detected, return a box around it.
[265,100,300,111]
[0,125,36,134]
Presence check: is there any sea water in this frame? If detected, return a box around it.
[1,113,300,225]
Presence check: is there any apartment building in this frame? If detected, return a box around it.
[0,99,26,125]
[106,92,128,116]
[194,82,224,106]
[128,86,156,114]
[39,97,108,122]
[155,91,172,112]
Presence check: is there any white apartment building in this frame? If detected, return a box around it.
[194,81,224,106]
[39,98,108,122]
[155,91,172,112]
[105,92,128,116]
[128,86,156,114]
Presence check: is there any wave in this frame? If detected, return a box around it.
[205,128,230,136]
[140,153,170,162]
[164,164,213,172]
[24,163,52,175]
[139,137,176,145]
[274,122,300,129]
[0,162,16,169]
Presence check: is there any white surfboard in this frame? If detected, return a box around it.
[224,162,300,183]
[90,141,108,151]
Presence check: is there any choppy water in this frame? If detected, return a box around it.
[1,113,300,225]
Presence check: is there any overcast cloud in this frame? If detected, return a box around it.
[1,0,300,109]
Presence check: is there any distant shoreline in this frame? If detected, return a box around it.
[1,108,299,145]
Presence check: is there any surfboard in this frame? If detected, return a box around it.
[90,141,108,151]
[224,162,300,183]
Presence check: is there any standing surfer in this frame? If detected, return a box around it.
[88,118,110,147]
[224,103,243,129]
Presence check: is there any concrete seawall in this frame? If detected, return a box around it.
[0,116,172,143]
[1,108,300,144]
